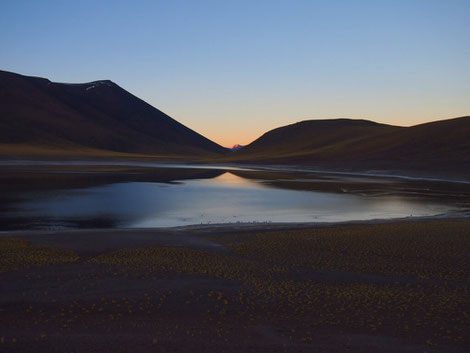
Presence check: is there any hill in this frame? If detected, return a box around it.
[225,117,470,178]
[0,70,227,158]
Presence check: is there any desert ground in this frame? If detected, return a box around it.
[1,219,469,353]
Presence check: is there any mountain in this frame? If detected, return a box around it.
[229,144,244,151]
[225,119,400,162]
[0,70,227,158]
[2,70,468,178]
[225,117,470,178]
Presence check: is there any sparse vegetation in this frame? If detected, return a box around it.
[1,221,469,352]
[86,221,470,348]
[89,247,286,282]
[228,222,470,282]
[0,238,79,273]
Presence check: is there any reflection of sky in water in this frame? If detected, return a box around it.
[9,172,463,229]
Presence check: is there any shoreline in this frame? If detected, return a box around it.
[2,215,470,258]
[2,209,470,236]
[1,158,469,184]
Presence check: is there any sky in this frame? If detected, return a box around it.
[1,0,469,147]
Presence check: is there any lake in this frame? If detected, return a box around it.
[1,163,469,230]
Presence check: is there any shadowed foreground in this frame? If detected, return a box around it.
[0,220,469,352]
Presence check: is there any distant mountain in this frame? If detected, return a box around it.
[0,70,228,158]
[225,117,470,178]
[229,144,244,151]
[2,70,469,178]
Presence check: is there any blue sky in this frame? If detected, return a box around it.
[1,0,469,146]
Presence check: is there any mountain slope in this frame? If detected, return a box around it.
[225,117,470,177]
[0,70,227,158]
[226,119,401,162]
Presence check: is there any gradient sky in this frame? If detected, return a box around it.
[1,0,469,147]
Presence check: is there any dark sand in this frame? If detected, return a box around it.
[1,219,469,352]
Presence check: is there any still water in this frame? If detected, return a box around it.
[1,164,469,230]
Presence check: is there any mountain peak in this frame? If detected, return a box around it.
[229,144,244,151]
[84,80,115,91]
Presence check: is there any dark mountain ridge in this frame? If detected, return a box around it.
[0,70,227,157]
[225,117,470,178]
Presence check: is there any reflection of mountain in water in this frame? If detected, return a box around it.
[0,166,225,194]
[0,166,226,230]
[1,165,469,231]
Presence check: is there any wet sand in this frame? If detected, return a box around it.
[1,219,470,352]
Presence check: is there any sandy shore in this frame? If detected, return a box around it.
[1,219,469,352]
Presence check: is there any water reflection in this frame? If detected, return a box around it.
[0,165,469,230]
